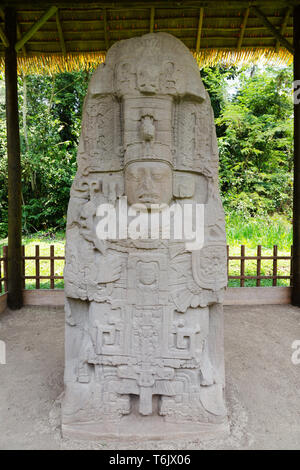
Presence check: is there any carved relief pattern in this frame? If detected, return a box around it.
[81,95,123,173]
[62,33,228,438]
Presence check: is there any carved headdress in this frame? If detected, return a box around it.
[77,33,218,179]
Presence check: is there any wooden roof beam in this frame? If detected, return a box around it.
[253,5,294,54]
[56,10,66,55]
[0,1,299,9]
[275,6,292,52]
[196,7,204,54]
[15,5,57,52]
[150,7,155,33]
[237,7,249,51]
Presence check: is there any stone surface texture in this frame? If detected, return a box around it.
[62,32,228,440]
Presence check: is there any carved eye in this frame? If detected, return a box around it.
[127,172,139,182]
[152,174,163,181]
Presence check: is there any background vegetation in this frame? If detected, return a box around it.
[0,70,91,237]
[0,65,294,288]
[0,64,294,248]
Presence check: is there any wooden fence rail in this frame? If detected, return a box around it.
[227,244,293,287]
[0,244,294,293]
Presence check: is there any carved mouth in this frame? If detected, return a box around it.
[138,194,159,202]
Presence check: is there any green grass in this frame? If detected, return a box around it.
[227,245,291,287]
[226,213,292,287]
[225,212,292,251]
[0,231,65,290]
[0,214,293,289]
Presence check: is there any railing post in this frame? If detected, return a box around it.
[240,245,245,287]
[0,246,2,294]
[290,245,293,287]
[35,245,40,289]
[226,244,229,281]
[50,245,55,289]
[21,245,25,289]
[272,245,278,286]
[256,245,261,287]
[3,246,8,294]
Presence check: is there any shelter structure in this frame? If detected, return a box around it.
[0,0,299,309]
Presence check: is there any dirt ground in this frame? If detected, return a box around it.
[0,303,299,450]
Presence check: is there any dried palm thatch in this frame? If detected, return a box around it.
[194,47,293,67]
[0,1,295,74]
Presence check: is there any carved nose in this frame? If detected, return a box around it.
[141,175,153,191]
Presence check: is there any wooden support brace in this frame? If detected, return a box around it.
[253,6,294,54]
[15,5,57,52]
[0,8,26,54]
[237,7,249,51]
[150,7,155,33]
[275,6,292,53]
[196,7,204,54]
[56,10,66,55]
[17,24,26,55]
[0,23,9,47]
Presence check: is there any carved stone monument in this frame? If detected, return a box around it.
[62,33,228,440]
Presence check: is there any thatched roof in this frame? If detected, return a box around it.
[0,1,297,74]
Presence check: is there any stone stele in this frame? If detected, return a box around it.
[62,32,229,441]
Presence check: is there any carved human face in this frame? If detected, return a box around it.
[125,161,172,207]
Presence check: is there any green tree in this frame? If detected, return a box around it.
[203,65,293,218]
[0,70,91,236]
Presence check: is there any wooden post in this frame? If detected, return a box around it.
[237,7,249,51]
[3,246,8,293]
[21,245,25,289]
[5,7,23,309]
[35,245,40,289]
[256,245,261,287]
[196,7,204,54]
[226,244,229,281]
[273,245,278,287]
[0,246,2,294]
[292,5,300,305]
[150,7,155,33]
[240,245,245,287]
[56,10,66,55]
[275,7,291,53]
[103,9,109,51]
[290,245,293,287]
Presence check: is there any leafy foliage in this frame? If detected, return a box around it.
[202,65,293,219]
[0,71,91,237]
